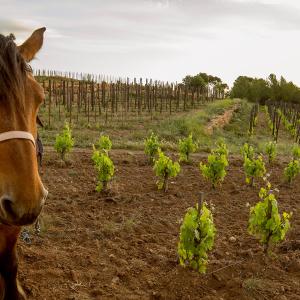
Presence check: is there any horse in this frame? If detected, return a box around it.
[0,28,48,300]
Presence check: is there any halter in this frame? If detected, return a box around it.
[0,131,36,147]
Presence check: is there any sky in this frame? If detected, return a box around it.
[1,0,300,87]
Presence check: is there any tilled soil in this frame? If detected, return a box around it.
[19,149,300,300]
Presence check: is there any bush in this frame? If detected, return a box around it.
[199,142,229,189]
[248,181,291,254]
[265,141,277,164]
[243,155,266,186]
[153,150,180,192]
[178,199,216,273]
[92,147,114,192]
[284,159,300,184]
[95,135,112,153]
[54,122,74,162]
[241,143,254,160]
[212,140,229,158]
[144,132,160,163]
[178,133,198,163]
[292,145,300,160]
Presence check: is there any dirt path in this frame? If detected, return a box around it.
[19,150,300,300]
[205,104,240,135]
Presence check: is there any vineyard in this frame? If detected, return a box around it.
[17,74,300,300]
[35,70,226,129]
[20,150,300,300]
[2,5,300,300]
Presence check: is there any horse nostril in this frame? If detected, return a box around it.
[1,197,16,218]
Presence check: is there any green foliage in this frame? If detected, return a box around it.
[200,142,229,189]
[231,73,300,104]
[212,140,229,158]
[153,150,180,192]
[178,133,198,162]
[265,141,277,164]
[178,202,216,273]
[241,143,254,160]
[54,122,74,161]
[144,132,160,163]
[92,146,115,192]
[292,145,300,160]
[243,155,266,186]
[95,135,112,153]
[248,181,291,253]
[280,112,296,138]
[230,76,270,103]
[284,159,300,184]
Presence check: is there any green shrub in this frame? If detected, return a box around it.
[241,143,254,160]
[92,146,115,192]
[178,201,216,273]
[212,140,229,158]
[265,141,277,164]
[248,181,291,254]
[284,159,300,184]
[178,133,198,163]
[54,122,74,161]
[200,142,229,189]
[144,132,160,163]
[292,145,300,160]
[153,150,180,192]
[243,155,266,186]
[95,135,112,153]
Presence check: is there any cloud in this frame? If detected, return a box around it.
[0,19,31,35]
[2,0,300,85]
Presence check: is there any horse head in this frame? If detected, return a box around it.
[0,28,48,226]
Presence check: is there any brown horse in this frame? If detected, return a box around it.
[0,28,48,299]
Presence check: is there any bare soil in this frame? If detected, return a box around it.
[205,104,240,135]
[19,149,300,300]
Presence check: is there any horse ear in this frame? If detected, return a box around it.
[18,27,46,62]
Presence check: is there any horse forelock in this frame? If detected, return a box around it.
[0,33,28,108]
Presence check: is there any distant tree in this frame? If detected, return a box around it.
[230,76,254,100]
[182,73,228,100]
[250,79,270,104]
[268,74,281,102]
[231,73,300,104]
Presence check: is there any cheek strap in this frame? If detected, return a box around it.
[0,131,36,147]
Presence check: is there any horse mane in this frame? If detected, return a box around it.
[0,33,28,104]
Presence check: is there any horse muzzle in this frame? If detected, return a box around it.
[0,187,48,226]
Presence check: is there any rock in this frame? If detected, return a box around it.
[111,276,120,285]
[239,249,253,258]
[229,236,237,243]
[109,254,116,261]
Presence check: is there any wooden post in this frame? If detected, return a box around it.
[48,79,51,127]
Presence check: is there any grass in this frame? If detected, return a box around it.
[40,98,296,156]
[152,98,237,140]
[40,98,239,150]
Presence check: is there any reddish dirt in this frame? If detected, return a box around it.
[205,104,240,135]
[18,149,300,300]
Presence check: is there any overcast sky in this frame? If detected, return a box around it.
[1,0,300,86]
